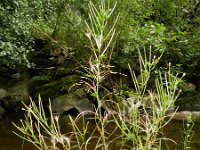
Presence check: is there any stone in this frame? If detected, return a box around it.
[3,81,30,110]
[0,88,8,100]
[0,105,5,116]
[178,102,200,111]
[75,98,93,113]
[180,82,196,92]
[167,111,200,123]
[51,88,93,114]
[34,75,79,102]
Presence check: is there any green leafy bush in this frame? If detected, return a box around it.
[0,0,34,68]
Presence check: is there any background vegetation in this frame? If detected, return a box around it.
[0,0,199,149]
[1,0,200,112]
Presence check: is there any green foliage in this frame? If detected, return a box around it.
[14,51,186,150]
[0,0,34,67]
[31,74,51,82]
[0,0,89,68]
[1,0,200,83]
[114,0,200,82]
[13,1,194,149]
[30,0,87,52]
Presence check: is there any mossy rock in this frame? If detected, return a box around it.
[29,74,51,92]
[34,74,80,102]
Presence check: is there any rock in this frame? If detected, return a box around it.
[120,97,142,113]
[177,102,200,111]
[3,81,30,110]
[167,111,200,122]
[174,90,200,111]
[51,88,93,114]
[0,105,5,116]
[0,88,8,100]
[34,75,79,102]
[179,82,196,92]
[75,98,93,113]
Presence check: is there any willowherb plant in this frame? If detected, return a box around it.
[13,1,192,150]
[129,45,163,97]
[113,47,185,149]
[79,0,119,110]
[80,1,120,149]
[181,114,194,150]
[14,1,120,150]
[13,96,71,150]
